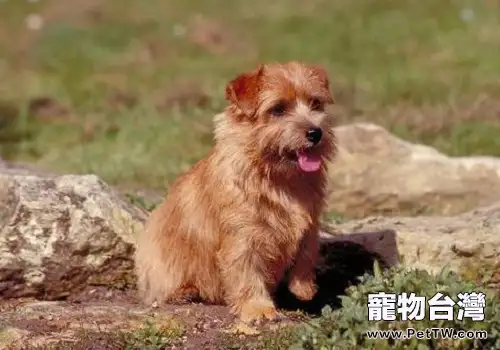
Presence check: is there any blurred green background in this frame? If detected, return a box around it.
[0,0,499,192]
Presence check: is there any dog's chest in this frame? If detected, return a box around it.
[261,197,315,254]
[262,188,318,228]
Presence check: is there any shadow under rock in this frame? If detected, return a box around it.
[275,237,393,316]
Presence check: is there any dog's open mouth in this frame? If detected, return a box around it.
[286,148,322,173]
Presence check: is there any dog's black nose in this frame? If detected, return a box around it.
[306,128,322,145]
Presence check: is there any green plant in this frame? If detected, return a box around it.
[288,265,500,349]
[122,319,184,350]
[245,265,500,349]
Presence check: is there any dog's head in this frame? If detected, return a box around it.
[218,61,336,175]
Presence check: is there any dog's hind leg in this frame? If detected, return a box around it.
[193,253,224,304]
[135,246,188,305]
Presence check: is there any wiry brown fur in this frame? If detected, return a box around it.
[134,61,337,322]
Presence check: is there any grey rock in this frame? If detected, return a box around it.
[0,172,147,299]
[2,123,500,300]
[323,200,500,275]
[328,123,500,218]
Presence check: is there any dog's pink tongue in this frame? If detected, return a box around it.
[297,151,322,172]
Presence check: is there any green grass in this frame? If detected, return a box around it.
[0,0,499,191]
[122,319,185,350]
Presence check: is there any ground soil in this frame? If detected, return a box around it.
[0,241,381,350]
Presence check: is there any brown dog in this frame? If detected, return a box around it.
[134,61,336,323]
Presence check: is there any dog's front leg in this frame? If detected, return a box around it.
[287,230,319,301]
[218,234,280,323]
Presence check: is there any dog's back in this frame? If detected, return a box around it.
[134,155,225,305]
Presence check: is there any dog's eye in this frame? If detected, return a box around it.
[310,98,324,111]
[268,102,287,117]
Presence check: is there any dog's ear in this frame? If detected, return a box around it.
[311,65,334,104]
[225,65,264,118]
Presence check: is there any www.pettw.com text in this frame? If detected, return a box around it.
[365,328,488,340]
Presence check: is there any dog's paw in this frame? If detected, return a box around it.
[239,299,280,323]
[288,278,318,301]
